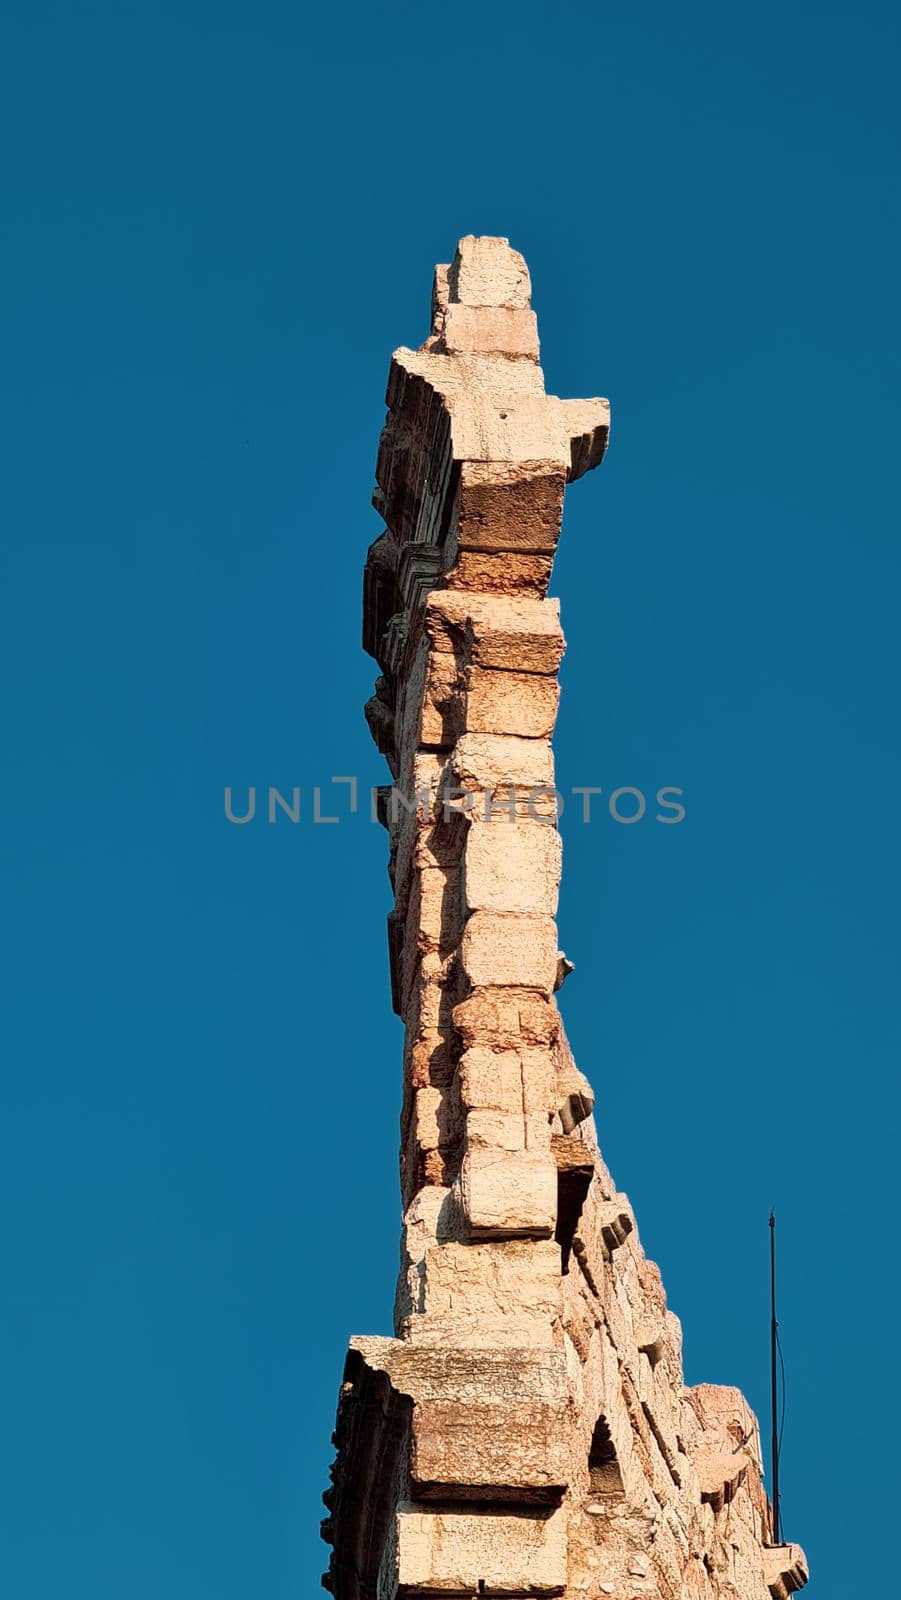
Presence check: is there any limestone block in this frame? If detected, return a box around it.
[449,394,577,466]
[426,591,564,675]
[648,1510,687,1597]
[422,590,468,654]
[663,1308,684,1386]
[573,1187,634,1285]
[406,864,462,956]
[416,1237,562,1330]
[612,1275,647,1384]
[555,1056,595,1134]
[464,821,562,917]
[471,786,560,824]
[349,1340,585,1520]
[459,1046,523,1113]
[465,664,559,739]
[395,1502,567,1595]
[396,344,545,407]
[686,1384,762,1467]
[364,684,396,765]
[338,238,809,1600]
[523,1110,553,1151]
[460,1146,556,1237]
[450,234,533,309]
[454,985,561,1050]
[390,384,607,478]
[339,1339,574,1507]
[465,1108,525,1151]
[442,302,540,360]
[520,1046,557,1115]
[461,911,558,993]
[405,1027,455,1090]
[352,1336,568,1399]
[399,870,461,1017]
[452,731,556,819]
[400,1082,461,1201]
[430,260,451,322]
[763,1544,809,1599]
[403,949,456,1040]
[411,1397,570,1501]
[552,395,612,481]
[392,636,452,752]
[444,548,554,597]
[697,1451,747,1512]
[406,1312,558,1352]
[579,1327,634,1496]
[457,460,566,554]
[391,751,459,914]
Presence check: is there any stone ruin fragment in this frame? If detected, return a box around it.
[321,235,808,1600]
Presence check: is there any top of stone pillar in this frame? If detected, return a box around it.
[363,235,611,669]
[429,236,539,360]
[445,235,532,309]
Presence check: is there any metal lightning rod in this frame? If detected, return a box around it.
[769,1209,781,1543]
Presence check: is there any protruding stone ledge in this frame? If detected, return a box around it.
[321,1350,414,1599]
[340,1338,573,1506]
[573,1191,634,1270]
[446,235,533,311]
[763,1543,809,1599]
[453,984,561,1051]
[694,1446,748,1512]
[553,1022,594,1133]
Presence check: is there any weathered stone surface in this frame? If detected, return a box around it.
[465,663,560,739]
[454,985,561,1050]
[453,730,555,794]
[426,591,565,674]
[445,547,554,596]
[464,819,562,917]
[324,236,807,1600]
[459,1046,524,1113]
[450,234,533,309]
[410,1238,563,1346]
[395,1501,567,1595]
[762,1545,809,1600]
[461,910,559,992]
[442,300,541,360]
[460,1146,557,1237]
[457,461,566,553]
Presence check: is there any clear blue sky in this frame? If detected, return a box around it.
[1,3,898,1595]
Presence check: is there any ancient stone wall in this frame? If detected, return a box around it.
[322,236,807,1600]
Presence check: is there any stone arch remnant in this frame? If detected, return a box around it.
[321,235,808,1600]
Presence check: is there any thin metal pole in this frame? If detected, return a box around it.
[769,1210,781,1544]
